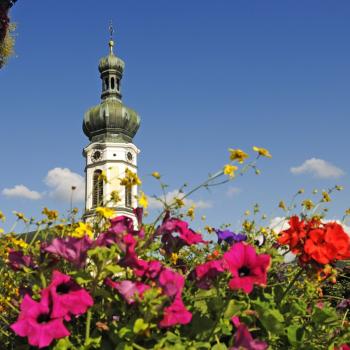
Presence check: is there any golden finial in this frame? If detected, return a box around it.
[108,20,115,54]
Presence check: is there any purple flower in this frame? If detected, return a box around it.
[216,229,247,245]
[337,299,350,309]
[8,249,36,271]
[44,236,92,268]
[230,316,268,350]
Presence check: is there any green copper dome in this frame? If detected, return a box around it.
[83,99,140,143]
[83,38,141,143]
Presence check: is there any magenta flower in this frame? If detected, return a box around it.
[105,278,150,304]
[158,268,185,297]
[8,249,36,271]
[194,260,225,289]
[109,215,134,234]
[44,270,93,320]
[145,260,162,279]
[11,294,70,348]
[230,316,268,350]
[44,236,92,268]
[223,242,271,294]
[119,234,149,277]
[157,216,207,253]
[159,296,192,327]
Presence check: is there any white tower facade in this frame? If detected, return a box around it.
[82,34,141,222]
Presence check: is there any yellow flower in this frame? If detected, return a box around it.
[13,211,29,222]
[120,168,142,187]
[170,253,179,265]
[72,222,93,239]
[187,206,195,220]
[201,215,206,221]
[242,220,253,232]
[345,208,350,216]
[98,170,108,183]
[11,237,28,249]
[229,149,249,163]
[278,201,287,211]
[152,171,161,180]
[95,207,115,219]
[111,190,121,203]
[138,192,148,209]
[174,197,185,208]
[302,199,314,210]
[298,188,305,194]
[244,210,250,216]
[0,228,4,234]
[223,164,238,178]
[42,207,59,221]
[204,225,214,234]
[0,210,5,222]
[252,146,272,158]
[322,191,331,202]
[335,185,344,191]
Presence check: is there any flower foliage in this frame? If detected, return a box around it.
[0,147,349,349]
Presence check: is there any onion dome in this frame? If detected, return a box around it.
[83,35,140,143]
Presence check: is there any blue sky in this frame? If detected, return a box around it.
[0,0,349,232]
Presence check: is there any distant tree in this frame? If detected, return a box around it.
[0,0,18,68]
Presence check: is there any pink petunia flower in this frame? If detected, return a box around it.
[194,259,225,289]
[223,243,271,294]
[43,270,93,320]
[44,235,92,268]
[105,278,150,304]
[230,316,268,350]
[159,296,192,328]
[11,294,70,349]
[158,268,185,297]
[157,216,207,253]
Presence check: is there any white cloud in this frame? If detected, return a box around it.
[2,185,42,200]
[226,187,241,198]
[44,168,85,202]
[148,189,212,210]
[290,158,345,179]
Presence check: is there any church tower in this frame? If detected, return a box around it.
[82,27,141,221]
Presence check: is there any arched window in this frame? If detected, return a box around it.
[111,77,115,90]
[117,79,120,91]
[105,78,109,90]
[93,170,103,207]
[125,186,132,208]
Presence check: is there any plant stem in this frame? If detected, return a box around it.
[85,309,92,343]
[278,268,304,304]
[132,343,147,350]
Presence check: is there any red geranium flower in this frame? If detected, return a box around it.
[223,243,271,294]
[11,294,70,349]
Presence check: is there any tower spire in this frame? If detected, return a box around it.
[108,21,115,55]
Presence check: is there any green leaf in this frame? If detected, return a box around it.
[253,300,285,335]
[287,324,304,346]
[53,338,72,350]
[133,318,149,334]
[211,344,228,350]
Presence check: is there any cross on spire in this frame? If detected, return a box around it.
[108,21,115,54]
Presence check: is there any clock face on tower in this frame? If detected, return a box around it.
[91,150,102,162]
